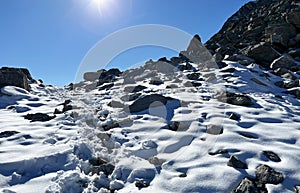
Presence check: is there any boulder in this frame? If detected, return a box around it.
[262,151,281,162]
[265,24,297,47]
[286,9,300,28]
[230,178,265,193]
[216,92,254,106]
[128,94,174,113]
[255,164,284,185]
[24,113,56,122]
[0,67,31,91]
[242,43,280,66]
[227,155,248,169]
[270,54,296,69]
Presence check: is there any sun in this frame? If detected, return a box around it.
[91,0,112,17]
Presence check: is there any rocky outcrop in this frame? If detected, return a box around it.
[0,67,32,91]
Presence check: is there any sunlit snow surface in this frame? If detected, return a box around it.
[0,61,300,193]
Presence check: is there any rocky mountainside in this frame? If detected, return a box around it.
[206,0,300,99]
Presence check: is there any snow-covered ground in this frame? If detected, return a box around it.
[0,60,300,192]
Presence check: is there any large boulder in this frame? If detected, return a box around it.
[128,94,173,113]
[270,54,297,69]
[255,164,284,185]
[286,9,300,28]
[0,67,31,91]
[242,43,280,67]
[216,92,254,106]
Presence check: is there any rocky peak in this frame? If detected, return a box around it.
[205,0,300,58]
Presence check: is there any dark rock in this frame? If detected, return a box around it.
[0,131,20,138]
[295,185,300,193]
[179,173,187,178]
[286,9,300,28]
[135,181,149,189]
[0,67,31,91]
[262,151,281,162]
[266,24,297,47]
[186,73,201,80]
[270,54,296,70]
[89,163,115,176]
[229,112,241,121]
[230,177,265,193]
[273,68,289,76]
[208,149,228,156]
[227,155,248,169]
[89,157,108,166]
[281,72,297,80]
[274,80,299,89]
[206,124,223,135]
[220,68,236,73]
[255,164,284,185]
[168,121,180,131]
[288,48,300,58]
[108,100,124,108]
[84,68,121,82]
[128,94,173,113]
[191,81,202,87]
[24,113,55,122]
[238,132,258,139]
[242,43,280,66]
[149,79,163,86]
[216,92,254,106]
[102,122,119,131]
[124,85,147,93]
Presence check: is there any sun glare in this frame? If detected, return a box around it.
[91,0,112,17]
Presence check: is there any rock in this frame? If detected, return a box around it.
[84,68,121,83]
[242,43,280,67]
[24,113,55,122]
[121,93,141,102]
[135,181,149,189]
[286,9,300,28]
[255,165,284,185]
[274,80,299,89]
[89,157,108,166]
[229,112,241,121]
[208,149,228,156]
[216,92,254,106]
[128,94,173,113]
[262,151,281,162]
[186,73,201,80]
[206,124,223,135]
[230,178,265,193]
[281,72,297,80]
[89,163,115,176]
[0,67,31,91]
[224,54,255,66]
[108,100,124,108]
[227,155,248,169]
[149,79,163,86]
[0,131,20,138]
[124,85,147,93]
[273,68,289,76]
[220,68,236,73]
[179,173,187,178]
[270,54,296,70]
[266,24,297,47]
[288,48,300,58]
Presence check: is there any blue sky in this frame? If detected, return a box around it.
[0,0,251,86]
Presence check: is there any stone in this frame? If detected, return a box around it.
[149,79,163,85]
[24,113,56,122]
[128,94,173,113]
[266,24,297,47]
[262,151,281,162]
[216,92,254,106]
[286,9,300,28]
[124,85,147,93]
[206,124,223,135]
[0,67,31,91]
[98,83,114,91]
[242,43,280,66]
[230,178,265,193]
[273,68,289,76]
[135,181,149,189]
[227,155,248,169]
[186,73,201,80]
[285,88,300,99]
[208,149,228,156]
[281,72,296,80]
[108,100,124,108]
[255,164,284,185]
[229,112,241,121]
[295,185,300,193]
[148,156,165,166]
[251,78,267,86]
[89,163,115,176]
[270,54,296,69]
[0,131,20,138]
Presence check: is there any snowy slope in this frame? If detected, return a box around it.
[0,59,299,193]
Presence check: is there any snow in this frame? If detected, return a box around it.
[0,61,300,192]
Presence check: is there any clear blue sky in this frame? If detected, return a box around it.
[0,0,251,86]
